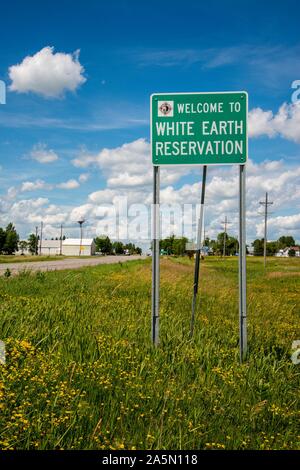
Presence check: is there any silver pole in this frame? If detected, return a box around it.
[239,164,247,362]
[35,226,38,255]
[259,192,273,268]
[223,216,227,257]
[60,224,63,256]
[39,221,43,256]
[152,166,160,346]
[190,165,207,338]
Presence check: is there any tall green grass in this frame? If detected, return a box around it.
[0,257,299,449]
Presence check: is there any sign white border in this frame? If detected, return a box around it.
[150,91,248,166]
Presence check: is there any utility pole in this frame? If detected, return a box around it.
[60,224,63,256]
[39,221,43,256]
[35,226,38,255]
[77,219,85,256]
[259,192,273,268]
[221,216,229,257]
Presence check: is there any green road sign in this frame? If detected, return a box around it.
[151,91,248,165]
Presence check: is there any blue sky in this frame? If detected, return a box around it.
[0,0,300,245]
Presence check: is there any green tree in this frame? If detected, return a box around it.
[266,241,278,256]
[227,236,239,256]
[19,240,28,255]
[113,241,124,255]
[160,234,175,255]
[28,233,39,255]
[173,237,188,256]
[0,228,6,254]
[288,248,296,257]
[216,232,238,256]
[277,236,295,249]
[252,239,264,256]
[3,223,19,255]
[95,236,112,255]
[203,237,210,247]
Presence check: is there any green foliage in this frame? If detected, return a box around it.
[18,240,28,255]
[267,241,278,256]
[159,235,188,255]
[252,239,264,256]
[1,223,20,255]
[213,232,238,256]
[173,237,188,256]
[252,235,298,256]
[278,236,295,249]
[0,228,6,253]
[112,241,124,255]
[27,233,39,255]
[111,240,141,255]
[95,236,112,255]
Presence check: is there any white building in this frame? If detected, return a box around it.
[40,239,61,256]
[17,238,96,256]
[62,238,96,256]
[275,246,300,257]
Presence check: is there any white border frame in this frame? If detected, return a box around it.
[150,91,248,167]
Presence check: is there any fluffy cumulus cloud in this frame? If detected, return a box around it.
[256,214,300,239]
[30,143,58,163]
[68,138,300,244]
[249,102,300,143]
[57,179,80,190]
[1,136,300,245]
[72,138,190,189]
[9,46,86,98]
[21,180,52,192]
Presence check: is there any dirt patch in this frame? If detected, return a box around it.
[162,259,193,273]
[268,271,300,278]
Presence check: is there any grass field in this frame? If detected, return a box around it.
[0,256,299,450]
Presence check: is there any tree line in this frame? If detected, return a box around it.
[159,233,298,257]
[94,236,142,255]
[160,233,239,256]
[252,236,297,256]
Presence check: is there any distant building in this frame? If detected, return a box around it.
[185,242,213,256]
[40,239,61,256]
[275,246,300,257]
[62,238,96,256]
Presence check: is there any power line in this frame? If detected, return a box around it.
[259,192,273,268]
[35,226,38,256]
[60,224,63,256]
[221,216,230,257]
[39,221,43,256]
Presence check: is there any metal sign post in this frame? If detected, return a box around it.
[150,91,248,358]
[239,164,247,361]
[152,166,160,346]
[190,165,207,338]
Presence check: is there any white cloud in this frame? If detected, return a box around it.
[72,138,190,189]
[21,180,53,192]
[57,179,80,190]
[30,143,58,163]
[249,102,300,143]
[9,46,86,98]
[256,214,300,238]
[78,173,90,183]
[2,136,300,245]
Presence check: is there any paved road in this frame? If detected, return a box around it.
[0,255,146,275]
